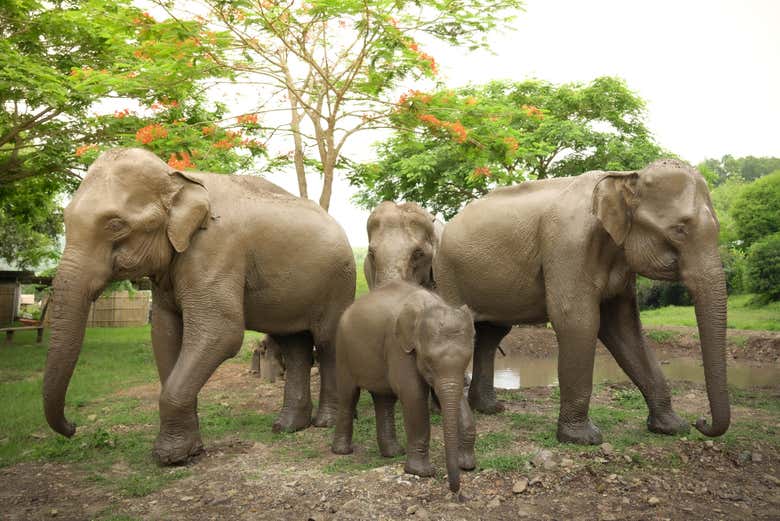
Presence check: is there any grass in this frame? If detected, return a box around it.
[645,330,679,343]
[640,294,780,331]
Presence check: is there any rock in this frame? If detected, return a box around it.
[752,452,763,463]
[594,457,608,464]
[180,496,195,502]
[487,497,501,509]
[648,496,661,506]
[414,507,430,519]
[533,449,555,467]
[512,477,529,494]
[529,476,543,487]
[606,473,618,482]
[407,505,417,515]
[704,440,714,449]
[739,451,752,464]
[560,457,574,468]
[600,443,615,456]
[49,509,58,517]
[623,454,632,463]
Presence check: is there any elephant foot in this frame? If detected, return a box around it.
[557,419,603,445]
[153,430,204,466]
[468,391,505,414]
[459,450,476,471]
[647,411,690,435]
[312,405,338,428]
[331,438,353,455]
[404,456,434,478]
[272,405,312,433]
[379,440,405,458]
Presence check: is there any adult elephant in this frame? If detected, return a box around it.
[434,159,729,444]
[43,148,356,464]
[364,201,441,290]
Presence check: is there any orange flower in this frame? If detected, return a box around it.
[522,104,544,119]
[473,166,491,177]
[213,139,234,150]
[419,52,437,75]
[419,113,441,126]
[448,121,467,143]
[125,71,139,78]
[114,108,131,119]
[202,126,215,136]
[241,138,265,150]
[503,136,519,151]
[135,124,168,144]
[405,40,419,52]
[75,144,97,157]
[225,130,242,139]
[465,96,478,106]
[167,151,194,170]
[237,113,258,124]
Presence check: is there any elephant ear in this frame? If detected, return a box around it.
[167,171,211,253]
[364,252,376,290]
[394,293,426,354]
[591,171,640,246]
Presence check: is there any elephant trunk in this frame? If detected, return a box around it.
[43,253,104,437]
[684,260,730,437]
[436,378,463,493]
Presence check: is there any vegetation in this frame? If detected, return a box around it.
[640,294,780,331]
[745,232,780,304]
[730,171,780,249]
[349,77,664,218]
[699,155,780,186]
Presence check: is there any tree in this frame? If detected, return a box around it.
[699,155,780,186]
[745,232,780,304]
[709,178,747,246]
[348,77,665,218]
[0,0,266,266]
[156,0,524,210]
[731,170,780,249]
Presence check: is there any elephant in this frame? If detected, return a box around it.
[364,201,442,290]
[434,159,729,444]
[331,280,476,493]
[43,148,356,464]
[250,337,285,383]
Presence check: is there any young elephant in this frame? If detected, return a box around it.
[332,280,476,492]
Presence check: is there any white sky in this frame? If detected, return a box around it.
[260,0,780,246]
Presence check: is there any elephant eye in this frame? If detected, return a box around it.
[671,223,687,238]
[106,217,128,234]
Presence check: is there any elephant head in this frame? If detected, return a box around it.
[365,201,440,290]
[592,158,729,436]
[395,294,474,492]
[44,148,210,438]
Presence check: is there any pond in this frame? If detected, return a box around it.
[487,351,780,390]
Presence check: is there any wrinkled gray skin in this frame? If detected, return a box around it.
[332,280,476,493]
[43,148,355,464]
[364,201,441,290]
[435,159,729,444]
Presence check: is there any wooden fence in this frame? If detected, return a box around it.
[85,290,151,327]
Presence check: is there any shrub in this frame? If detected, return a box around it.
[720,246,749,294]
[731,170,780,248]
[745,232,780,304]
[636,277,692,310]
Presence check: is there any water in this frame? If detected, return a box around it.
[488,352,779,390]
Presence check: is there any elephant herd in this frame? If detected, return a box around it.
[43,148,730,493]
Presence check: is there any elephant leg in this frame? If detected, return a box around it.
[398,379,433,477]
[312,342,338,428]
[154,314,244,465]
[458,394,476,470]
[599,291,688,435]
[371,393,404,457]
[150,290,182,385]
[272,332,314,433]
[331,375,360,455]
[548,297,602,445]
[468,322,511,414]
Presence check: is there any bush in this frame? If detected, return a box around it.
[745,232,780,304]
[720,246,749,294]
[636,277,692,310]
[731,170,780,248]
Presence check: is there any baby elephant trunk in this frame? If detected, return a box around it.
[436,378,464,493]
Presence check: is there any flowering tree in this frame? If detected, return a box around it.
[348,77,666,218]
[155,0,524,210]
[0,0,265,266]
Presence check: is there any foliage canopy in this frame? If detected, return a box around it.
[348,77,665,218]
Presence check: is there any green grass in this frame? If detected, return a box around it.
[640,294,780,330]
[645,330,679,343]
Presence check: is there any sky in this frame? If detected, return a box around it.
[259,0,780,246]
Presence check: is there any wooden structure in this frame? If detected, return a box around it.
[0,271,49,344]
[86,290,151,327]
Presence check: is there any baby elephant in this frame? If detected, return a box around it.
[332,280,476,492]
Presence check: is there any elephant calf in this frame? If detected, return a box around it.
[331,280,476,493]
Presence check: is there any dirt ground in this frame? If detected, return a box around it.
[2,326,779,521]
